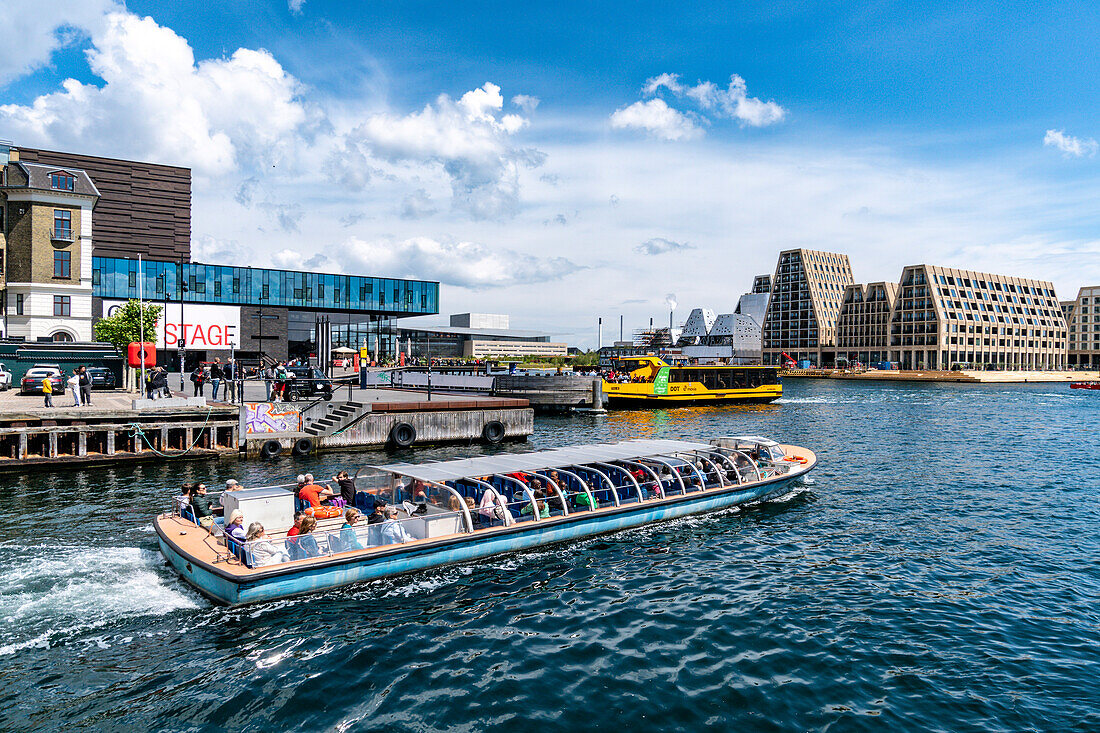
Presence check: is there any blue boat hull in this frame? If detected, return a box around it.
[157,473,805,606]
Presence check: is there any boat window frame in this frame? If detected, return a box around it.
[646,457,688,494]
[675,456,708,492]
[703,451,742,484]
[423,480,475,533]
[464,477,514,527]
[691,452,729,488]
[593,461,642,503]
[496,474,543,521]
[547,467,597,510]
[574,464,620,507]
[712,448,762,482]
[522,471,569,516]
[619,459,665,499]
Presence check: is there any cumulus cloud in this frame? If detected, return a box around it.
[612,72,785,139]
[0,1,122,86]
[609,98,702,141]
[334,82,543,219]
[634,237,694,255]
[341,236,582,288]
[1044,129,1098,158]
[193,234,249,263]
[288,0,306,13]
[400,189,438,220]
[0,11,308,176]
[271,248,339,272]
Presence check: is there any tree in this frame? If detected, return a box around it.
[94,300,162,352]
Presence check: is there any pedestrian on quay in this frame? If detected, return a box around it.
[67,371,81,406]
[190,365,205,397]
[42,374,54,408]
[224,358,236,402]
[78,366,92,406]
[209,358,223,401]
[264,363,275,400]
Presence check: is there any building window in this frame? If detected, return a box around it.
[51,331,73,342]
[214,281,222,297]
[334,288,341,302]
[92,269,101,286]
[293,288,303,299]
[53,210,72,240]
[15,294,23,315]
[49,172,75,191]
[262,285,269,300]
[129,271,137,288]
[53,250,71,278]
[232,277,240,294]
[54,295,70,317]
[156,274,165,294]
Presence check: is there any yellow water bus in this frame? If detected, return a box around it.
[602,356,782,407]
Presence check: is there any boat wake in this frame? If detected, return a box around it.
[0,544,201,656]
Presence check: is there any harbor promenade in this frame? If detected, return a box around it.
[781,368,1100,383]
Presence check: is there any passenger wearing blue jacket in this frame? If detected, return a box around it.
[380,507,413,544]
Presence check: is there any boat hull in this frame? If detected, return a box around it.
[157,471,806,606]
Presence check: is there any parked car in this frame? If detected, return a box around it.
[0,363,11,391]
[21,367,64,395]
[85,367,117,389]
[284,366,333,401]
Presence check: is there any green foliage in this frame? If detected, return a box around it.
[93,300,162,353]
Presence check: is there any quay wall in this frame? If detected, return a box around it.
[781,369,1100,384]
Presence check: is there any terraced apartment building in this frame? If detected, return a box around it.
[836,281,898,365]
[1064,286,1100,367]
[888,265,1067,370]
[761,248,854,366]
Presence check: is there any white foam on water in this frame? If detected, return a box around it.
[0,544,201,656]
[774,396,839,404]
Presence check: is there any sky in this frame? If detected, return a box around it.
[2,1,1100,346]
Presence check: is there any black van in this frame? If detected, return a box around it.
[284,366,333,401]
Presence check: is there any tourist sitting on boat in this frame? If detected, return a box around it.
[296,516,321,558]
[521,491,551,519]
[246,523,290,567]
[464,497,478,525]
[449,495,463,512]
[176,483,194,515]
[189,483,216,531]
[299,474,335,508]
[367,502,386,524]
[339,508,365,551]
[380,507,414,544]
[225,510,247,543]
[333,470,356,507]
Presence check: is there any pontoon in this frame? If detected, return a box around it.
[155,437,816,605]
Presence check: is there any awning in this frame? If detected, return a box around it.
[371,438,715,483]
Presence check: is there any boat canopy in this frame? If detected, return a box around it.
[371,438,716,483]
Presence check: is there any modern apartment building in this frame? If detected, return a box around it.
[761,248,854,365]
[1065,286,1100,367]
[889,265,1066,370]
[836,281,898,365]
[751,274,771,294]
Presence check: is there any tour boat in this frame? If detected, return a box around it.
[1070,382,1100,390]
[602,356,782,407]
[155,437,816,605]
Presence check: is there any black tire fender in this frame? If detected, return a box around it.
[482,420,506,444]
[389,422,416,448]
[260,440,282,459]
[292,437,314,456]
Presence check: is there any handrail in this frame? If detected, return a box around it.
[670,454,708,492]
[619,460,664,499]
[571,465,619,507]
[704,451,742,484]
[464,477,513,527]
[522,471,569,516]
[714,448,762,483]
[547,467,597,510]
[691,452,729,489]
[497,475,541,521]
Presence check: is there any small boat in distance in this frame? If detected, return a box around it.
[1070,381,1100,390]
[156,437,816,605]
[602,356,782,407]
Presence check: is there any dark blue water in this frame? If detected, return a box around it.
[0,379,1097,731]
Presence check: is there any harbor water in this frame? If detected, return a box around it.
[0,379,1097,731]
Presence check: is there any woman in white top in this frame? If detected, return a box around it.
[246,523,290,567]
[67,372,81,407]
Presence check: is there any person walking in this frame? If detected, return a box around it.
[78,366,92,406]
[264,363,275,400]
[209,358,223,401]
[42,374,54,408]
[190,365,205,397]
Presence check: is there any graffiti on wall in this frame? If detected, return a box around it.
[245,402,301,434]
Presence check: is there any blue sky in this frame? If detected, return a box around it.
[2,1,1099,344]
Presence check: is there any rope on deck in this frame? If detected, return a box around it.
[127,406,216,457]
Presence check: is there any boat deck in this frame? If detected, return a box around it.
[156,443,815,580]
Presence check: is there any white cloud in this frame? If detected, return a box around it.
[193,234,249,264]
[0,1,122,86]
[1044,129,1097,158]
[341,236,582,288]
[400,189,438,220]
[288,0,306,14]
[338,82,544,219]
[634,237,694,255]
[0,11,308,176]
[271,248,339,272]
[641,72,786,127]
[512,94,540,113]
[609,98,702,141]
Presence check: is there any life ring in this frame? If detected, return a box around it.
[260,440,282,459]
[304,505,341,519]
[481,420,505,444]
[292,437,314,456]
[783,455,809,465]
[389,422,416,448]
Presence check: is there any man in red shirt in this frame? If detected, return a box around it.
[298,473,335,508]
